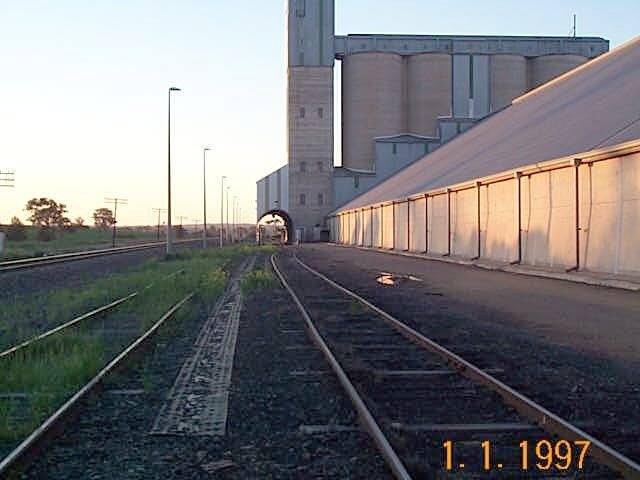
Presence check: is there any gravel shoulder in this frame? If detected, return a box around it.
[300,244,640,368]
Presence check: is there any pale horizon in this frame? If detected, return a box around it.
[1,0,637,226]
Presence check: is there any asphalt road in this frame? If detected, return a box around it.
[298,244,640,369]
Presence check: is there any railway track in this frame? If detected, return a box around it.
[0,269,183,360]
[0,292,194,478]
[272,252,640,479]
[0,238,203,272]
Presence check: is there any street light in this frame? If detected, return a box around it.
[220,176,226,248]
[167,86,181,255]
[202,147,211,249]
[232,196,237,243]
[226,186,230,245]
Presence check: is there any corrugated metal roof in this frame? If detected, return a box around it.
[334,36,640,214]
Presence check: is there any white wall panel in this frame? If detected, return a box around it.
[429,194,449,254]
[372,207,381,247]
[619,153,640,275]
[363,208,373,247]
[581,153,640,275]
[409,198,427,252]
[580,161,617,273]
[482,180,518,262]
[522,169,575,268]
[350,210,360,245]
[451,188,477,257]
[382,204,394,249]
[394,201,409,250]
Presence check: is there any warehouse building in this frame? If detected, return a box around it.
[256,0,609,241]
[329,37,640,277]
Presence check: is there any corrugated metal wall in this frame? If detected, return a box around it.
[330,149,640,277]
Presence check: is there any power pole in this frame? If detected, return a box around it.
[104,197,128,248]
[175,215,188,241]
[152,207,166,241]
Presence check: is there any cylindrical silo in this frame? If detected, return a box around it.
[407,53,451,137]
[528,54,588,90]
[342,52,403,171]
[491,54,527,111]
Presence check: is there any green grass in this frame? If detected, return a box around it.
[0,247,257,351]
[0,244,266,444]
[240,267,278,296]
[0,226,163,261]
[0,332,105,441]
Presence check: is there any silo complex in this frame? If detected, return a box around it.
[342,52,404,171]
[265,4,611,241]
[528,54,588,89]
[407,53,452,136]
[491,54,527,111]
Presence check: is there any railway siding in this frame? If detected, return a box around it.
[273,250,640,478]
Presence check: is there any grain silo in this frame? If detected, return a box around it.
[342,52,404,171]
[491,54,528,111]
[528,54,588,89]
[407,53,452,136]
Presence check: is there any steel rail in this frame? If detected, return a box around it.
[0,293,137,360]
[0,239,202,272]
[0,269,185,360]
[0,293,194,478]
[291,253,640,480]
[271,254,412,480]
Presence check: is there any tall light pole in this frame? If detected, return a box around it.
[220,176,226,247]
[202,147,211,248]
[167,86,181,255]
[226,186,230,245]
[232,196,237,243]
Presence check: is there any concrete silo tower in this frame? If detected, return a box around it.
[286,0,334,241]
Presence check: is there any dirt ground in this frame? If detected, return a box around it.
[298,244,640,370]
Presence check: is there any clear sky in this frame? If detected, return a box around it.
[0,1,637,226]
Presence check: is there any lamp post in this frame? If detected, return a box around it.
[202,147,211,249]
[167,86,181,255]
[226,186,230,245]
[220,176,226,247]
[232,196,237,243]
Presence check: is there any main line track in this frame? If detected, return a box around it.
[0,239,203,272]
[272,252,640,479]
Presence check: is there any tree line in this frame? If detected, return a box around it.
[3,197,116,241]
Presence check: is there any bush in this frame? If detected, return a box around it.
[240,267,278,296]
[36,227,55,242]
[6,217,27,241]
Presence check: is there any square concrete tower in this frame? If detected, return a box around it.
[286,0,334,240]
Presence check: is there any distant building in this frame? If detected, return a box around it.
[256,0,609,242]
